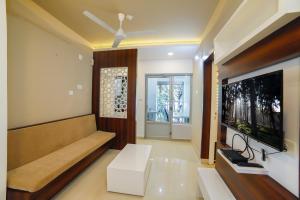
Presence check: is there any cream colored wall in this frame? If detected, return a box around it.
[0,0,7,198]
[208,63,219,164]
[191,59,204,158]
[6,0,92,49]
[8,14,93,128]
[191,0,242,159]
[198,0,242,58]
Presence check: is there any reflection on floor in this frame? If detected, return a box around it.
[53,139,204,200]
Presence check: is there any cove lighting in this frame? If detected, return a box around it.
[202,55,209,60]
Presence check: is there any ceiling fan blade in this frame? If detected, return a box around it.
[112,37,123,48]
[83,10,116,34]
[126,30,157,37]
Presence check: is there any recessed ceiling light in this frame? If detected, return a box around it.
[168,52,174,56]
[194,55,200,60]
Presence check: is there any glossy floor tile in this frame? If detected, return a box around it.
[53,139,204,200]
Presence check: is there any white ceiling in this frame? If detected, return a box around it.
[138,44,199,61]
[32,0,219,49]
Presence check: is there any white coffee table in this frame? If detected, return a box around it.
[107,144,152,196]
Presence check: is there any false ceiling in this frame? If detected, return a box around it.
[138,44,199,60]
[32,0,219,49]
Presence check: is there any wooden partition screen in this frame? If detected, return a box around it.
[216,17,300,199]
[92,49,137,150]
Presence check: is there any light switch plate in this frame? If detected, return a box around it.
[76,84,83,90]
[78,54,83,61]
[68,90,74,96]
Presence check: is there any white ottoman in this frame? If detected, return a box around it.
[107,144,152,196]
[197,168,235,200]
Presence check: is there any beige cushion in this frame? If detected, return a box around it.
[8,115,97,170]
[7,131,115,192]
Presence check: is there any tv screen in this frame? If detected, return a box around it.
[222,70,283,151]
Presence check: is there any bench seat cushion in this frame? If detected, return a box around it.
[7,131,115,192]
[8,115,98,170]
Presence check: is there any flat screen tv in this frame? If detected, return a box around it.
[222,70,284,151]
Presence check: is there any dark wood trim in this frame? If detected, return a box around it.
[218,125,227,146]
[217,78,228,148]
[8,114,93,131]
[92,58,100,129]
[201,53,214,159]
[215,152,297,200]
[220,16,300,79]
[7,140,113,200]
[92,49,137,150]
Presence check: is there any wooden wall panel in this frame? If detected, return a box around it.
[216,17,300,199]
[220,17,300,79]
[201,54,213,159]
[93,49,137,150]
[215,153,297,200]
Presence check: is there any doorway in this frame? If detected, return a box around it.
[145,74,192,139]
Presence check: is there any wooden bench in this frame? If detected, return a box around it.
[7,114,115,200]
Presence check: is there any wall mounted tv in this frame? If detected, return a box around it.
[222,70,284,151]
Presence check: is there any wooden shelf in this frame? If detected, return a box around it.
[217,150,268,175]
[215,151,297,200]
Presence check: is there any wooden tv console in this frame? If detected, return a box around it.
[215,143,296,200]
[216,17,300,199]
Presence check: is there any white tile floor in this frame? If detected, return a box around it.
[53,139,205,200]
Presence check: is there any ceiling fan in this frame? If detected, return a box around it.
[83,10,156,48]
